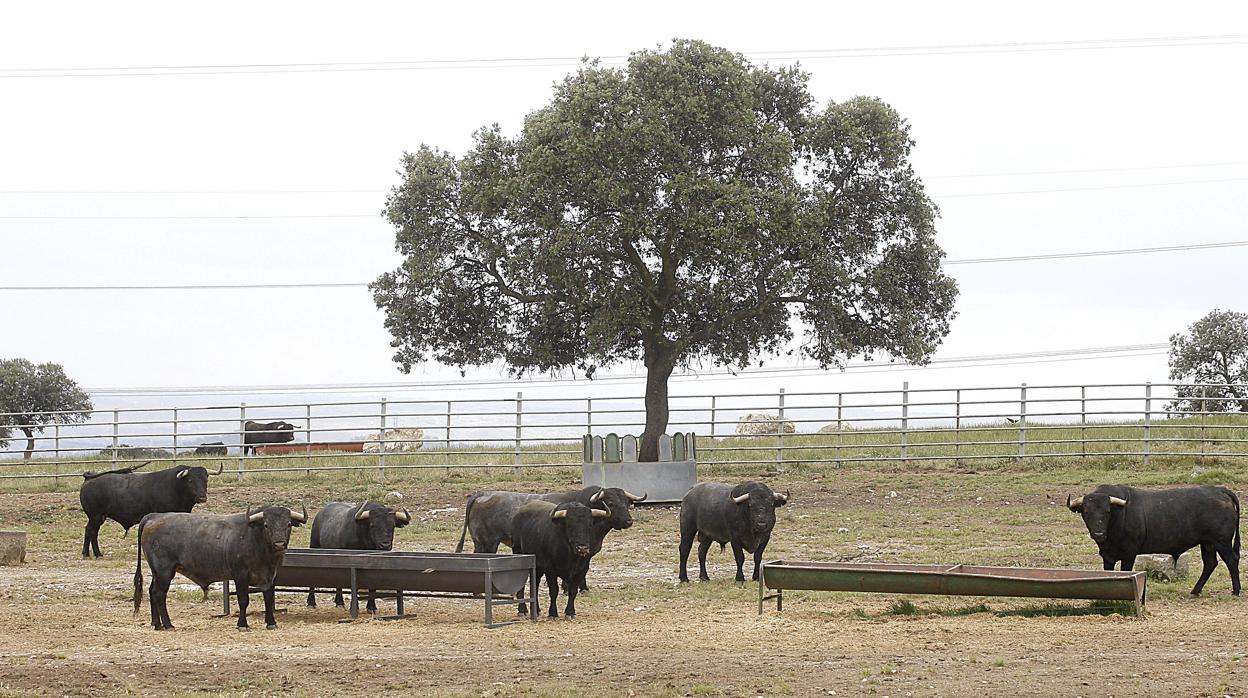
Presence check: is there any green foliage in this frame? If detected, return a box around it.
[0,358,93,455]
[374,40,957,451]
[886,599,918,615]
[1168,309,1248,413]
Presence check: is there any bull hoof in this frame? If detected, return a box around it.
[238,626,251,633]
[266,623,277,630]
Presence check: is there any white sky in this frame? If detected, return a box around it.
[1,1,1246,409]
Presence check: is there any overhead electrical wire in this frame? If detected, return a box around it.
[2,34,1244,79]
[1,239,1242,292]
[83,343,1170,396]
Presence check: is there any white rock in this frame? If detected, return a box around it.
[735,413,797,435]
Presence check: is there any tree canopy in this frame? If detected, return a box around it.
[1167,309,1248,414]
[374,40,958,459]
[0,358,93,459]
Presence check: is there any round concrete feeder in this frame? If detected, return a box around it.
[581,432,697,503]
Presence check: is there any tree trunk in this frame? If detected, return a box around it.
[639,349,676,463]
[20,426,34,461]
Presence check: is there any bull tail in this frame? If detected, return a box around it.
[456,493,477,553]
[133,516,147,614]
[1228,488,1241,557]
[83,461,152,480]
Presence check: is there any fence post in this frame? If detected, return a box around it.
[710,396,716,438]
[378,398,387,481]
[172,407,179,463]
[111,408,119,467]
[305,404,312,476]
[586,398,592,437]
[900,382,909,466]
[54,423,60,461]
[954,389,962,467]
[835,392,843,468]
[237,403,246,481]
[514,392,523,475]
[1200,393,1206,464]
[1143,382,1152,465]
[776,388,785,473]
[1018,383,1027,460]
[1080,386,1087,459]
[445,401,452,452]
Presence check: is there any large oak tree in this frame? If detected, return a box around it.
[374,40,958,461]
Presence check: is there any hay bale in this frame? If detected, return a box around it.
[0,530,27,565]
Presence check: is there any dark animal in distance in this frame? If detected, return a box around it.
[679,481,789,584]
[194,442,228,456]
[305,501,412,612]
[133,503,307,630]
[1068,485,1240,596]
[242,420,297,455]
[455,485,646,591]
[79,461,223,558]
[510,500,608,618]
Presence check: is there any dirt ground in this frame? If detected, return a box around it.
[0,466,1245,697]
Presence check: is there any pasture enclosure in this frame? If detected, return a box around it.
[3,381,1248,484]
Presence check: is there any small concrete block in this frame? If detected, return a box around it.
[0,530,27,565]
[622,436,638,462]
[658,434,673,462]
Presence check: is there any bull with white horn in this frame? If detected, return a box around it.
[679,481,791,584]
[306,499,412,611]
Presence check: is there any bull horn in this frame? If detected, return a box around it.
[624,490,648,502]
[355,501,371,520]
[774,490,790,504]
[733,493,750,504]
[591,508,610,518]
[551,508,568,520]
[247,507,264,523]
[210,462,224,476]
[395,508,411,524]
[589,488,605,503]
[1109,496,1127,507]
[290,501,308,523]
[176,468,189,479]
[1067,495,1084,511]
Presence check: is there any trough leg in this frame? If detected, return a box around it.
[396,589,404,616]
[484,570,493,628]
[529,565,539,621]
[349,567,360,619]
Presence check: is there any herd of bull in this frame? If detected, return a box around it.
[74,460,1241,632]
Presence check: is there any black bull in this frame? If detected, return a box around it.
[1068,484,1241,596]
[455,486,646,591]
[133,504,307,630]
[242,420,297,455]
[79,462,224,558]
[679,481,789,584]
[305,501,412,612]
[511,500,608,618]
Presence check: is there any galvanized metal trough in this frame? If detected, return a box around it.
[221,549,538,628]
[758,561,1148,618]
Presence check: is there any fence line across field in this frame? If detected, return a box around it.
[1,381,1246,481]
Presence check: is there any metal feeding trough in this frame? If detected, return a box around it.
[582,432,697,503]
[220,549,538,628]
[759,561,1148,618]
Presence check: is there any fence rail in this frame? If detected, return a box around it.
[2,382,1247,482]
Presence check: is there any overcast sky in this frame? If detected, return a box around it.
[1,1,1246,410]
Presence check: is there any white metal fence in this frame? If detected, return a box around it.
[1,381,1246,482]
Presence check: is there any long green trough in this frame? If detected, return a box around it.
[759,561,1148,618]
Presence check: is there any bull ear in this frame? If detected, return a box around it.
[1067,495,1084,512]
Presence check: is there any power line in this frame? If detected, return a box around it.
[935,176,1248,198]
[83,343,1170,396]
[0,214,375,221]
[5,161,1246,195]
[944,239,1248,265]
[3,34,1244,79]
[2,239,1243,291]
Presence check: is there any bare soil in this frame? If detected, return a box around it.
[0,468,1245,697]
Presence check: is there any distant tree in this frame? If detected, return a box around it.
[0,359,93,459]
[373,40,959,460]
[1167,309,1248,414]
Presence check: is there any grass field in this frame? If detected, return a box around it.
[0,447,1246,696]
